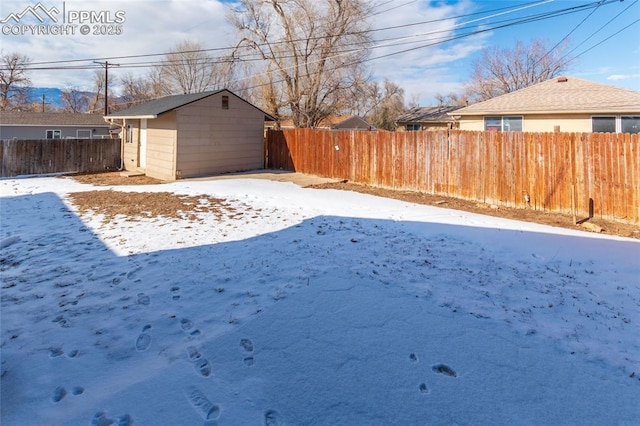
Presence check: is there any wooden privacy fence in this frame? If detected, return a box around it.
[267,129,640,225]
[1,138,121,177]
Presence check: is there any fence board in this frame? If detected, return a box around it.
[1,138,121,177]
[267,129,639,225]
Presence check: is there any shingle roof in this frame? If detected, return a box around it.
[105,91,217,118]
[396,106,460,123]
[105,89,275,120]
[0,111,109,126]
[270,114,373,129]
[451,76,640,116]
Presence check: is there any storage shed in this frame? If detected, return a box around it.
[105,90,274,180]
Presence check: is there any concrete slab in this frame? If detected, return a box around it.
[183,169,343,187]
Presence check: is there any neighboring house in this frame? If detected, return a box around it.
[105,89,275,181]
[267,114,375,130]
[395,106,460,131]
[449,76,640,133]
[0,111,111,140]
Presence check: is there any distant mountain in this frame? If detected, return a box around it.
[28,87,112,112]
[29,87,64,109]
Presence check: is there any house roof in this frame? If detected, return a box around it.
[451,76,640,116]
[105,89,275,121]
[396,106,460,123]
[0,111,110,127]
[330,115,374,130]
[269,114,373,129]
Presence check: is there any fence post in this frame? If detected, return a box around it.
[570,133,577,224]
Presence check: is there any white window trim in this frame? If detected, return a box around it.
[46,129,61,139]
[484,116,524,132]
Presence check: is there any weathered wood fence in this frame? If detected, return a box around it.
[267,129,640,225]
[1,138,121,177]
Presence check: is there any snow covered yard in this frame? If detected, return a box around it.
[1,175,639,425]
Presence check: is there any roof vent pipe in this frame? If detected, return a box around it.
[557,76,568,83]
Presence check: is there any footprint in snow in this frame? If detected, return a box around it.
[181,318,194,331]
[136,293,150,306]
[180,318,202,339]
[264,409,280,426]
[187,346,202,362]
[51,386,66,403]
[185,386,220,420]
[135,325,152,352]
[409,352,418,363]
[240,338,255,366]
[419,383,429,394]
[49,347,64,358]
[91,411,132,426]
[171,286,181,301]
[432,363,457,377]
[194,358,212,377]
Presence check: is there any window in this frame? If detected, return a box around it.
[484,116,523,132]
[622,116,640,134]
[77,129,92,138]
[592,116,640,133]
[46,129,61,139]
[127,124,133,143]
[222,95,229,109]
[406,124,421,131]
[592,116,616,133]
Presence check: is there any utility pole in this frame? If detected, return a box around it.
[93,60,120,115]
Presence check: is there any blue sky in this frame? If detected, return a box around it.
[1,0,639,105]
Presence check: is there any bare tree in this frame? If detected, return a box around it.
[61,88,89,113]
[229,0,373,128]
[434,91,468,108]
[0,52,32,110]
[155,40,234,95]
[88,70,115,114]
[119,72,154,108]
[465,39,573,102]
[365,79,406,131]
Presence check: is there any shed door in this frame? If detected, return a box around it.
[140,118,147,168]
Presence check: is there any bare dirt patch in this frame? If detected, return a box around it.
[308,182,640,240]
[65,172,163,186]
[68,191,253,223]
[62,172,639,239]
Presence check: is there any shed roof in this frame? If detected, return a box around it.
[451,76,640,116]
[0,111,110,126]
[396,106,460,123]
[105,89,275,120]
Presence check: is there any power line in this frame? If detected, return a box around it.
[10,0,619,73]
[93,61,120,115]
[558,0,639,63]
[15,0,583,68]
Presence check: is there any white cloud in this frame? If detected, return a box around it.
[607,74,640,81]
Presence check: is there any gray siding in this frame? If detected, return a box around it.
[0,125,110,140]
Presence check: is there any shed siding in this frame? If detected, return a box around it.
[175,93,264,178]
[122,119,139,171]
[145,111,177,181]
